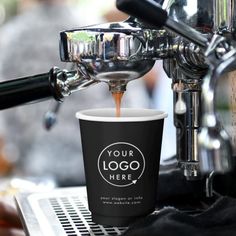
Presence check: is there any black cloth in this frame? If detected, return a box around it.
[122,157,236,235]
[156,159,206,209]
[123,196,236,236]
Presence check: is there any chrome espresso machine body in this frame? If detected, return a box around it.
[0,0,236,186]
[113,0,236,179]
[59,0,236,180]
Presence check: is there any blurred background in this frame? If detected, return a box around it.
[0,0,106,25]
[0,0,117,26]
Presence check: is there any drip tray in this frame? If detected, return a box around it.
[15,187,127,236]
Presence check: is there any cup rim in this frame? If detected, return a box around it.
[76,108,168,122]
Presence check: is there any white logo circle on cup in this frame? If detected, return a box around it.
[97,142,145,187]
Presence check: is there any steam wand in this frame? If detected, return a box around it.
[198,35,236,173]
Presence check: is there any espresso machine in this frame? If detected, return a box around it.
[114,0,236,181]
[3,0,236,234]
[1,0,235,178]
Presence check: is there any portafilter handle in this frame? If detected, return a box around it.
[0,67,97,110]
[116,0,208,48]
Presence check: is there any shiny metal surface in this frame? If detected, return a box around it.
[114,0,236,178]
[60,20,174,61]
[214,0,233,33]
[0,0,234,182]
[58,2,210,174]
[56,0,236,178]
[163,0,213,33]
[60,21,148,61]
[205,171,216,197]
[60,19,158,92]
[113,0,236,178]
[54,67,98,97]
[198,125,233,173]
[164,0,235,35]
[161,0,236,177]
[165,18,208,48]
[216,70,236,156]
[198,35,236,173]
[15,187,127,236]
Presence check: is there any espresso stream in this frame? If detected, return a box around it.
[112,92,124,117]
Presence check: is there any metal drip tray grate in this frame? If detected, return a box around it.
[49,195,126,236]
[15,187,127,236]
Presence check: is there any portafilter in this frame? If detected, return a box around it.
[0,18,161,110]
[59,17,161,92]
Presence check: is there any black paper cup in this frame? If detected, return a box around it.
[76,108,167,226]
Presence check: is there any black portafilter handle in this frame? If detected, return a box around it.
[116,0,208,48]
[0,67,65,110]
